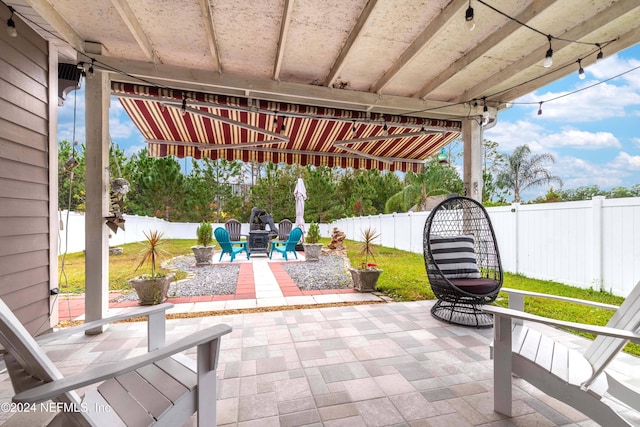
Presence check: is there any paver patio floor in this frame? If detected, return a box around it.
[3,299,639,426]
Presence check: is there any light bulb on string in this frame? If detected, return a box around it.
[543,35,553,68]
[465,1,475,31]
[537,101,543,116]
[596,44,604,63]
[6,6,17,37]
[577,59,585,80]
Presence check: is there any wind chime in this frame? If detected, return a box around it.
[105,139,130,233]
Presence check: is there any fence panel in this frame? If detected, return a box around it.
[59,197,640,297]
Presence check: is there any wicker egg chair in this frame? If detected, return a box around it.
[423,196,503,327]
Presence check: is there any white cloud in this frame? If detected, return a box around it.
[552,155,623,190]
[542,129,620,149]
[483,120,547,152]
[633,137,640,148]
[518,82,640,123]
[588,54,640,89]
[610,152,640,171]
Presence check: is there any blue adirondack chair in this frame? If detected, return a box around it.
[214,227,250,262]
[269,227,302,261]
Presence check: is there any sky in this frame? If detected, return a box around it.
[58,44,640,202]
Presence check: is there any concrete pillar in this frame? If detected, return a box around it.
[84,70,110,333]
[462,118,483,202]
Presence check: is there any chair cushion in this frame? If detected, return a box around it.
[430,235,481,279]
[449,278,500,294]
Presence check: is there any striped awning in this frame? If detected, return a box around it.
[113,83,461,172]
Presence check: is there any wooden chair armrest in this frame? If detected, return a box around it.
[37,303,174,349]
[483,305,640,343]
[501,287,619,311]
[14,324,232,404]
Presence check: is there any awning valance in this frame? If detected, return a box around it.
[113,83,461,172]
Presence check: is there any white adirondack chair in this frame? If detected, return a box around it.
[484,282,640,426]
[0,299,232,426]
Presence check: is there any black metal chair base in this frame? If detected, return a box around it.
[431,299,493,328]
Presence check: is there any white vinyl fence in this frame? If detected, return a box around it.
[57,212,330,254]
[331,196,640,298]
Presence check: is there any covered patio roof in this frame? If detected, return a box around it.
[9,0,640,168]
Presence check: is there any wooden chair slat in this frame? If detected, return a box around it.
[98,377,156,427]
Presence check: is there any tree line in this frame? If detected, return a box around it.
[58,140,639,223]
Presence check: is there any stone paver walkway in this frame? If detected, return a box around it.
[57,253,382,322]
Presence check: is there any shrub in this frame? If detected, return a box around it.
[196,222,213,247]
[306,222,321,244]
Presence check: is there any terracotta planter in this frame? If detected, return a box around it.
[348,268,382,292]
[129,274,174,305]
[302,243,322,262]
[191,245,215,266]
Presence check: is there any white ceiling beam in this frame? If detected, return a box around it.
[416,0,556,99]
[454,0,639,103]
[110,0,156,62]
[97,54,479,119]
[23,0,84,53]
[370,0,467,94]
[273,0,294,80]
[198,0,221,72]
[324,0,378,87]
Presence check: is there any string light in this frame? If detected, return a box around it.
[577,59,585,80]
[465,0,475,31]
[6,5,17,37]
[382,122,388,136]
[537,101,543,116]
[181,94,187,116]
[543,35,553,68]
[596,43,604,63]
[482,97,490,125]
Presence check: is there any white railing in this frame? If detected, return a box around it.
[332,196,640,298]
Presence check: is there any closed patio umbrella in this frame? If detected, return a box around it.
[294,178,307,239]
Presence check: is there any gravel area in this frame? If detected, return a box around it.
[113,254,352,302]
[282,255,352,290]
[113,255,239,302]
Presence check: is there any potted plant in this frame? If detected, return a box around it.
[348,227,383,292]
[129,230,175,305]
[303,222,322,262]
[191,221,215,266]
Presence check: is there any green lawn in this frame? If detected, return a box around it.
[59,237,639,356]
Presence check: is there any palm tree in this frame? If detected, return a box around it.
[385,157,463,212]
[496,144,562,202]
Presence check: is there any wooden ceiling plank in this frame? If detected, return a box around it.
[454,0,640,103]
[416,0,556,99]
[23,0,84,53]
[371,0,467,94]
[198,0,221,72]
[324,0,378,87]
[110,0,156,62]
[273,0,294,80]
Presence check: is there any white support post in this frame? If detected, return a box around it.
[512,202,520,275]
[592,196,605,291]
[84,69,110,333]
[462,118,483,202]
